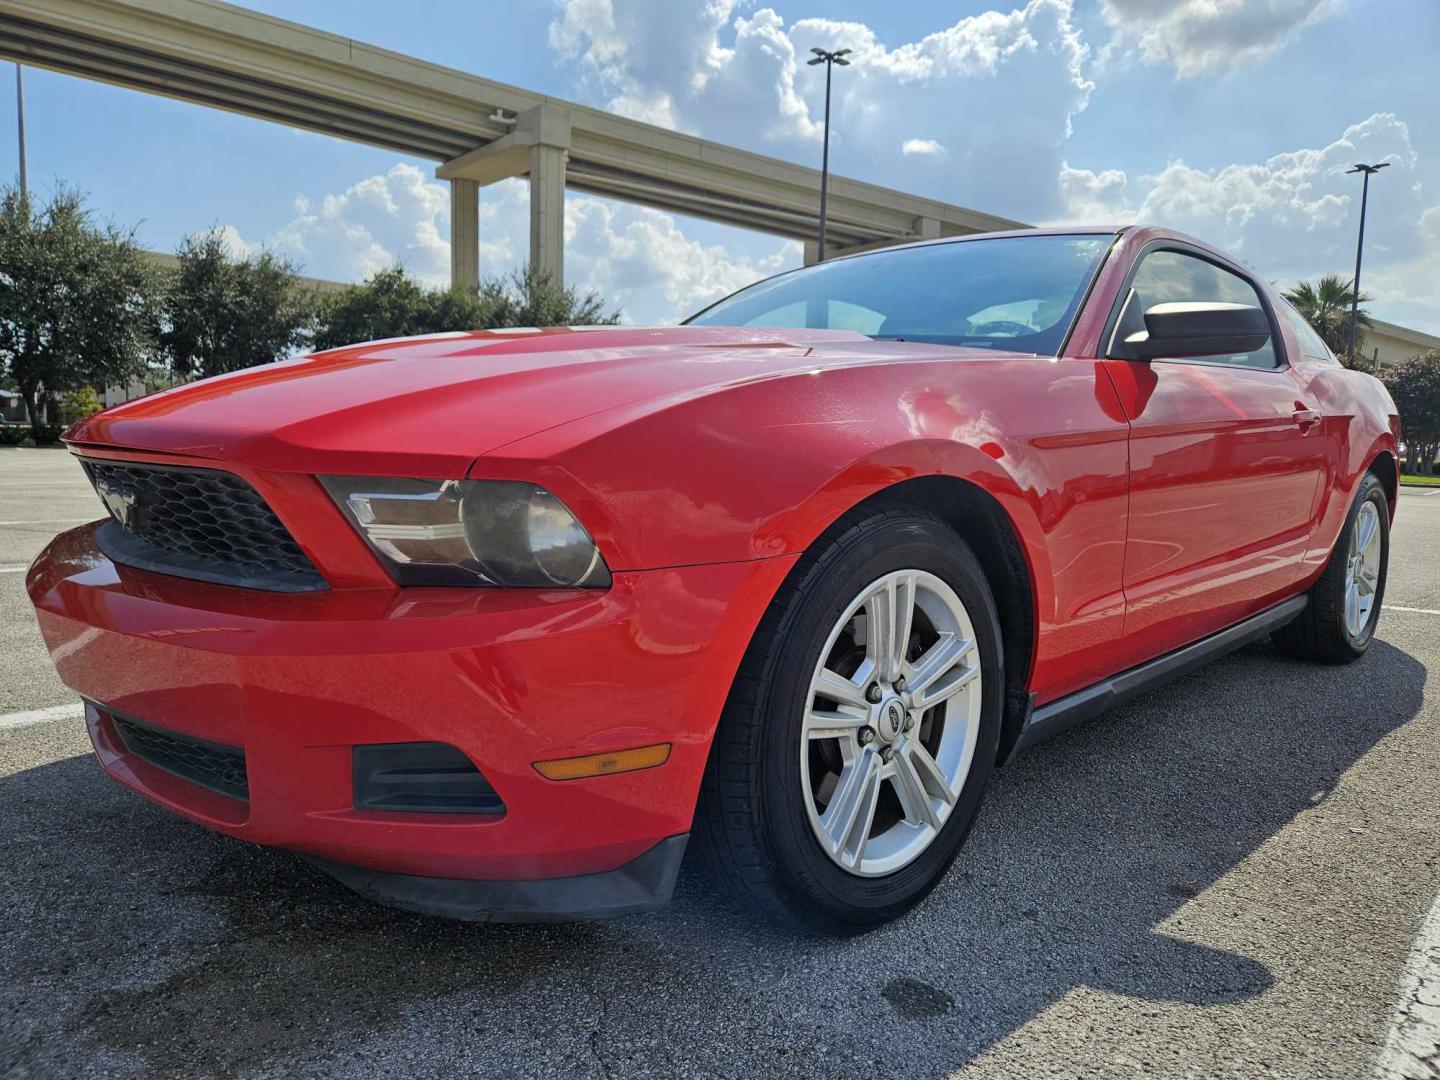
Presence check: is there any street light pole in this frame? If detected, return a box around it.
[807,47,851,263]
[1345,161,1389,366]
[15,63,26,200]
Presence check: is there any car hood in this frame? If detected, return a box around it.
[68,325,1017,476]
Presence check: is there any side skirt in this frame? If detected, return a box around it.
[1006,595,1308,762]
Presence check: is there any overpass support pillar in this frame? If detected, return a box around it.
[437,102,572,289]
[529,142,566,285]
[449,179,480,291]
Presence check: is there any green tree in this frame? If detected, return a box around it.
[1283,274,1373,365]
[160,229,315,380]
[476,267,618,329]
[0,185,159,435]
[1383,350,1440,475]
[311,266,439,350]
[312,265,618,351]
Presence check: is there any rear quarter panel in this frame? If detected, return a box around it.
[1292,360,1401,581]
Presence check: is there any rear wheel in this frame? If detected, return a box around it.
[1272,472,1389,663]
[694,509,1003,934]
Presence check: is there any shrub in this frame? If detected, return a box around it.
[312,265,619,351]
[59,385,103,424]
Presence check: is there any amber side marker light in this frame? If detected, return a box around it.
[533,743,671,781]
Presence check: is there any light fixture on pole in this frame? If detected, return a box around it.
[1345,161,1388,366]
[15,63,26,201]
[807,47,851,263]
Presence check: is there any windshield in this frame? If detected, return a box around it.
[686,232,1114,355]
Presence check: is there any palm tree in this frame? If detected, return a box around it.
[1283,274,1373,365]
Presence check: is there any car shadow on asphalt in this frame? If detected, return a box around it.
[0,638,1427,1079]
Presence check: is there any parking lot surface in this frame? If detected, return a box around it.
[3,446,1438,1079]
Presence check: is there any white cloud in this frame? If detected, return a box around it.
[226,163,797,325]
[269,163,453,285]
[549,0,743,130]
[1057,162,1129,221]
[567,199,799,320]
[212,224,257,260]
[1363,205,1440,334]
[901,138,946,157]
[1099,0,1338,77]
[548,0,1093,219]
[1057,113,1440,331]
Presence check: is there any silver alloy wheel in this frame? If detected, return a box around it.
[1345,500,1382,639]
[800,569,982,877]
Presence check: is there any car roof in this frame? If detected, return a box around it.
[825,225,1252,275]
[835,225,1124,257]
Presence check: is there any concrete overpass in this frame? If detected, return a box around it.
[0,0,1027,290]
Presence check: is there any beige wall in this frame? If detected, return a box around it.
[1365,319,1440,372]
[142,251,348,296]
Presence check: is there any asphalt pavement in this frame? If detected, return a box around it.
[2,446,1438,1079]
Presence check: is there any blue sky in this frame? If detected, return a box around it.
[2,0,1438,330]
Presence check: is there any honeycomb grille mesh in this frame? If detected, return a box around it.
[82,459,324,590]
[111,713,249,801]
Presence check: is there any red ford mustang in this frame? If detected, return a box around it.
[28,226,1399,933]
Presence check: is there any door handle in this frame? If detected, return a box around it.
[1292,407,1322,432]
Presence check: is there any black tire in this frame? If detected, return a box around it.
[1272,472,1390,664]
[693,507,1005,935]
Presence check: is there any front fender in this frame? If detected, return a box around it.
[473,354,1131,706]
[469,358,1059,572]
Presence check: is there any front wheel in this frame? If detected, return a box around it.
[1273,472,1390,663]
[694,509,1004,934]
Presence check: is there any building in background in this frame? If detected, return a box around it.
[1368,319,1440,371]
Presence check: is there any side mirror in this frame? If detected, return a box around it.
[1124,301,1271,360]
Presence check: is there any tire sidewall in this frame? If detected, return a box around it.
[1339,475,1389,652]
[755,514,1004,927]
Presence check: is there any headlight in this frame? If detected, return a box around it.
[320,476,611,588]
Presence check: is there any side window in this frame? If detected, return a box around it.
[1114,250,1279,369]
[1278,297,1338,363]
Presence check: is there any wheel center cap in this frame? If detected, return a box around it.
[878,698,906,741]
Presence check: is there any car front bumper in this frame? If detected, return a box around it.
[28,522,794,918]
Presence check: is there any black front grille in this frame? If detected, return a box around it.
[110,712,249,801]
[82,458,326,592]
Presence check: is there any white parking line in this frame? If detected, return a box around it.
[1385,606,1440,617]
[0,702,85,730]
[0,518,93,526]
[1373,888,1440,1079]
[0,566,27,574]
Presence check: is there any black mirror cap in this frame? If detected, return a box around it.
[1125,301,1271,360]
